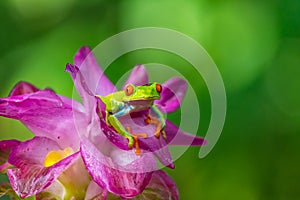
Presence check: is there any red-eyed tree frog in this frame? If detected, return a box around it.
[96,82,166,150]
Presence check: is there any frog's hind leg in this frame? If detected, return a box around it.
[107,114,134,149]
[151,106,166,140]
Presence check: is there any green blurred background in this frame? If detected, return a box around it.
[0,0,299,199]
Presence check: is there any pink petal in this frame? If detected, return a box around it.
[65,63,95,117]
[123,65,149,89]
[128,170,179,200]
[9,81,85,113]
[155,77,188,113]
[7,154,78,199]
[80,137,156,198]
[66,47,117,124]
[7,137,79,198]
[9,82,39,96]
[165,120,207,146]
[73,46,117,96]
[150,170,179,200]
[0,88,85,149]
[8,137,61,166]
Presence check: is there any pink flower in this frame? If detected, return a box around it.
[0,46,206,199]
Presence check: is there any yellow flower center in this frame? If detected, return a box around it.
[44,147,74,167]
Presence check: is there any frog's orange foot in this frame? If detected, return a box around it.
[126,126,148,156]
[144,114,152,124]
[145,114,167,140]
[144,114,160,124]
[155,127,167,141]
[154,123,162,138]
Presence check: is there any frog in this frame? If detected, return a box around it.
[96,82,166,150]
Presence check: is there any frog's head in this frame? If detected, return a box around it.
[122,82,162,102]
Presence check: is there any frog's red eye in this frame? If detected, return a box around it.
[125,84,134,96]
[156,84,162,93]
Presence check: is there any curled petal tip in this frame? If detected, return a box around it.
[9,81,39,96]
[65,63,79,76]
[168,163,175,169]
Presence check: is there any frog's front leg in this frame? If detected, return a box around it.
[145,105,167,140]
[107,106,135,149]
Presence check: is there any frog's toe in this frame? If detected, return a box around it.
[162,130,167,140]
[127,136,134,149]
[154,130,160,138]
[144,114,151,124]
